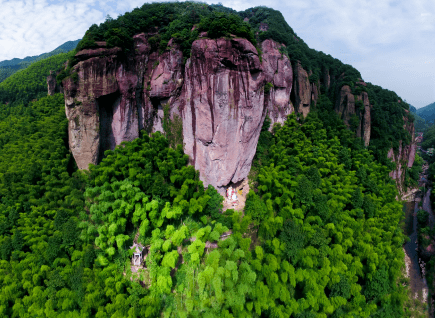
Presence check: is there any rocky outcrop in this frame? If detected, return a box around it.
[261,40,293,127]
[61,35,293,191]
[388,113,416,194]
[292,62,311,118]
[181,37,266,190]
[63,43,140,168]
[47,70,63,95]
[334,83,371,147]
[323,69,330,90]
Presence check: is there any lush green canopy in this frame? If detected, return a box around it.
[0,2,421,317]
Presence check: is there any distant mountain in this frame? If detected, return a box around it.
[408,104,427,131]
[416,101,435,125]
[0,39,80,83]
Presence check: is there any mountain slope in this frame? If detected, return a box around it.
[0,39,80,83]
[416,101,435,124]
[0,2,423,317]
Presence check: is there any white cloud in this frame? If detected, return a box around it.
[0,0,110,61]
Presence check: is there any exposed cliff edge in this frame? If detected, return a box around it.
[335,82,371,147]
[59,33,414,192]
[62,35,293,191]
[388,110,417,194]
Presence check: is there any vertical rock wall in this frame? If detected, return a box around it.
[60,34,413,194]
[292,62,312,118]
[261,40,293,127]
[62,36,293,191]
[334,83,371,147]
[388,112,417,193]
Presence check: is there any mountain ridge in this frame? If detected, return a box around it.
[0,39,81,83]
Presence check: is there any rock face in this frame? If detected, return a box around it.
[47,70,63,95]
[334,83,371,147]
[388,113,416,194]
[181,37,267,190]
[60,34,414,194]
[292,62,312,118]
[62,36,293,191]
[261,40,293,127]
[63,43,140,168]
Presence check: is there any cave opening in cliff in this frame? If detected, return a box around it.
[97,92,121,162]
[149,97,161,113]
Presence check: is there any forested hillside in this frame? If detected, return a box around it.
[0,39,80,84]
[410,113,427,132]
[0,2,421,317]
[416,102,435,125]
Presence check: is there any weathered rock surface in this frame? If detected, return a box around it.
[292,62,311,118]
[59,33,414,195]
[63,43,140,168]
[181,37,269,190]
[261,40,293,127]
[323,69,331,90]
[47,70,63,95]
[47,71,57,96]
[334,83,371,147]
[388,113,416,194]
[61,36,293,190]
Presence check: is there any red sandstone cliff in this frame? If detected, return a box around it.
[60,35,414,193]
[388,111,417,194]
[62,35,293,191]
[335,83,371,147]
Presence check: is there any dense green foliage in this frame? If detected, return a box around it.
[74,2,255,63]
[0,55,410,316]
[0,52,75,109]
[0,40,80,84]
[0,2,421,317]
[244,113,407,316]
[404,154,423,189]
[238,6,412,163]
[365,83,413,166]
[421,124,435,150]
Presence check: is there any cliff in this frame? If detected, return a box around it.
[388,110,417,194]
[334,82,371,147]
[62,35,293,192]
[60,34,414,193]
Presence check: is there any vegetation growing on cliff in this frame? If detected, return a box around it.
[162,103,184,149]
[0,2,421,317]
[69,2,413,164]
[74,2,256,62]
[63,2,413,168]
[417,125,435,304]
[0,56,409,315]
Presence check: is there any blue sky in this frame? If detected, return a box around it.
[1,0,434,108]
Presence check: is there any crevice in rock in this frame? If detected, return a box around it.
[207,77,215,136]
[221,58,237,70]
[290,79,297,112]
[97,91,120,162]
[190,76,197,166]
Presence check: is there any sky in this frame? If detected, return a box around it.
[0,0,434,108]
